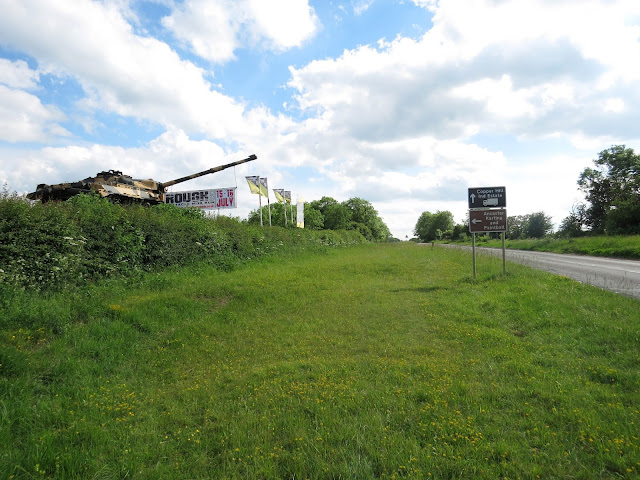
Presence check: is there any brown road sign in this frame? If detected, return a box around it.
[468,186,506,209]
[469,209,507,233]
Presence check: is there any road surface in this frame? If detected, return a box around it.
[441,245,640,300]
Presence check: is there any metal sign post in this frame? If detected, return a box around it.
[468,187,507,277]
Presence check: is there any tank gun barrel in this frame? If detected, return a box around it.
[161,154,257,189]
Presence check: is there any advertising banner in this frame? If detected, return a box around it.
[297,196,304,228]
[165,188,237,209]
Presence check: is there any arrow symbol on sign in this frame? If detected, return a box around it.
[470,193,476,204]
[472,218,482,224]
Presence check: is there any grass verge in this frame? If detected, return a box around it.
[451,235,640,260]
[1,243,639,478]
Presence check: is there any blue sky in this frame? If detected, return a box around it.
[1,0,640,239]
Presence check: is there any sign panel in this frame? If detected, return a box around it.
[165,188,236,209]
[469,209,507,233]
[468,186,506,209]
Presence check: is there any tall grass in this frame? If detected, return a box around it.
[2,244,639,478]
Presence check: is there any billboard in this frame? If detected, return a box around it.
[164,188,237,209]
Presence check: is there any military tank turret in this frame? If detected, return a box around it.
[26,154,257,204]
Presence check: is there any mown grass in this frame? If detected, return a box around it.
[462,235,640,260]
[1,243,639,479]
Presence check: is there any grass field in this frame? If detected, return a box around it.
[2,243,640,479]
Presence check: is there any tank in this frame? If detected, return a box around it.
[26,154,257,204]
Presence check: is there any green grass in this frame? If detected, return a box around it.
[460,235,640,259]
[2,244,640,479]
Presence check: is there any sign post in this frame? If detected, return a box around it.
[468,187,507,278]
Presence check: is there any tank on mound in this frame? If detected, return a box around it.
[26,154,257,204]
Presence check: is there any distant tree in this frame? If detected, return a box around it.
[524,211,554,238]
[342,197,391,241]
[507,215,527,239]
[323,203,351,230]
[506,212,553,239]
[414,210,454,242]
[577,145,640,234]
[450,223,468,241]
[303,204,324,230]
[286,196,391,240]
[557,206,586,238]
[248,203,290,227]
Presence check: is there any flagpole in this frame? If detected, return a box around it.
[266,181,272,227]
[258,176,263,227]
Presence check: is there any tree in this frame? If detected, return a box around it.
[307,196,351,230]
[524,211,554,238]
[248,203,288,227]
[342,197,391,241]
[414,210,454,242]
[507,215,526,239]
[556,205,586,238]
[577,145,640,234]
[303,205,324,230]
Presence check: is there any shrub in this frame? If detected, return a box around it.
[0,192,368,293]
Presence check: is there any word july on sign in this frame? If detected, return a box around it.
[165,188,237,209]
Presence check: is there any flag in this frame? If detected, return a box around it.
[245,176,261,195]
[245,176,269,197]
[259,177,269,197]
[273,189,285,203]
[284,191,292,204]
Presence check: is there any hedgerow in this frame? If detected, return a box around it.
[0,191,366,292]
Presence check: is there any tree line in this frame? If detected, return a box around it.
[249,196,392,242]
[413,145,640,242]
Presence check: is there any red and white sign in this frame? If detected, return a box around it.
[165,188,236,209]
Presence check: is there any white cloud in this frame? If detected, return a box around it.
[0,0,286,143]
[353,0,375,15]
[287,0,640,155]
[0,85,70,143]
[163,0,319,63]
[0,59,39,89]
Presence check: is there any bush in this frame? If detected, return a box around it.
[0,192,368,293]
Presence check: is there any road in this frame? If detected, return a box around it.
[441,245,640,300]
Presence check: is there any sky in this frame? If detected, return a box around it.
[1,0,640,240]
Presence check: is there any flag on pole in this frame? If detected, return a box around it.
[245,176,261,195]
[273,189,285,203]
[246,176,265,225]
[245,176,269,197]
[285,191,293,223]
[273,189,287,225]
[259,177,269,197]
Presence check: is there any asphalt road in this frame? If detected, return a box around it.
[441,245,640,300]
